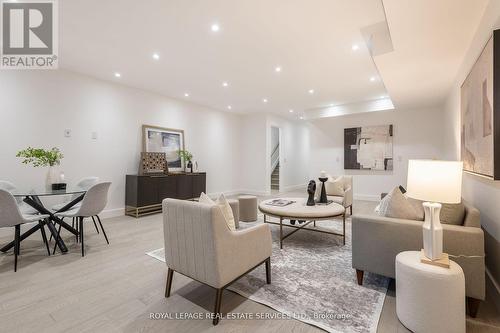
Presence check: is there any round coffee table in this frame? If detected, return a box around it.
[259,198,346,249]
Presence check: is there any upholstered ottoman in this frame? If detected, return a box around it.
[396,251,465,333]
[238,195,258,222]
[227,199,240,229]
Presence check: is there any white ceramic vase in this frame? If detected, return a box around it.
[46,166,60,189]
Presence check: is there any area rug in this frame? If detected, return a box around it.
[146,216,389,333]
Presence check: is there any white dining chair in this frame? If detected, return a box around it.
[0,189,51,271]
[49,177,100,243]
[0,180,39,215]
[54,182,111,257]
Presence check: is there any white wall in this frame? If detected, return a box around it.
[308,107,445,200]
[0,70,242,216]
[442,0,500,304]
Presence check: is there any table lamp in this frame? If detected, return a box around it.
[406,160,463,260]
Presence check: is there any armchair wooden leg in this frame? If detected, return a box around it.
[265,257,271,284]
[350,205,353,215]
[213,288,223,325]
[467,297,481,318]
[165,268,174,298]
[356,269,364,285]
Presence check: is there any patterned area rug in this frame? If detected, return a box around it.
[146,216,389,333]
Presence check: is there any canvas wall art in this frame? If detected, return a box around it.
[142,125,185,172]
[344,125,393,171]
[461,30,500,179]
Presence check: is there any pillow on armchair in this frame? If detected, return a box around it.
[199,193,236,231]
[325,176,345,196]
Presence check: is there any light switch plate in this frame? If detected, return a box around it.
[91,131,98,140]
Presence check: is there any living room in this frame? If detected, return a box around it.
[0,0,499,332]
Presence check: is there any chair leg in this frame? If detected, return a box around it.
[96,215,109,245]
[80,217,85,257]
[75,217,79,243]
[356,269,364,285]
[91,216,100,234]
[265,257,271,284]
[39,220,50,256]
[14,225,20,272]
[350,205,353,215]
[52,223,62,255]
[213,288,223,325]
[165,268,174,298]
[49,217,64,242]
[467,297,481,318]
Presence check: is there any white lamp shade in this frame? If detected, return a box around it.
[406,160,463,204]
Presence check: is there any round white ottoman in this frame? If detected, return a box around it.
[396,251,465,333]
[238,195,258,222]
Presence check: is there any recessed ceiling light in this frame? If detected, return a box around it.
[152,53,160,60]
[275,66,282,73]
[299,116,304,120]
[352,44,359,51]
[211,24,220,32]
[227,105,232,110]
[184,93,190,97]
[262,98,268,103]
[222,81,229,87]
[289,109,294,113]
[308,89,315,94]
[380,95,387,99]
[370,77,376,82]
[329,103,335,107]
[114,72,121,78]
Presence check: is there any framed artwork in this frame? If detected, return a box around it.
[461,29,500,180]
[142,125,185,172]
[344,125,393,171]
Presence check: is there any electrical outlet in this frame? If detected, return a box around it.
[64,129,71,137]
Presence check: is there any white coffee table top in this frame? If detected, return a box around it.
[259,197,345,219]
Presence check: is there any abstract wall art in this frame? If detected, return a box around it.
[461,29,500,180]
[142,125,185,172]
[344,125,393,171]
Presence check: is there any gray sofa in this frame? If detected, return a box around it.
[352,201,485,317]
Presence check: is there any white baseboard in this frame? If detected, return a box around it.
[354,194,380,202]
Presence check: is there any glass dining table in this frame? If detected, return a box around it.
[0,187,87,253]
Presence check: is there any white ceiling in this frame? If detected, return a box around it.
[374,0,489,109]
[59,0,488,118]
[60,0,387,118]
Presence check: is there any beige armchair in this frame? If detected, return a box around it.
[162,198,272,325]
[315,175,353,214]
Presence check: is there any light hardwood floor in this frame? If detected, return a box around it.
[0,197,498,333]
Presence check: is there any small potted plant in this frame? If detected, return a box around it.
[16,147,64,189]
[178,150,194,173]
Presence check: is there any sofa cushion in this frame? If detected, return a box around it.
[378,187,421,220]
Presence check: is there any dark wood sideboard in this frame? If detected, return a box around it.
[125,173,206,218]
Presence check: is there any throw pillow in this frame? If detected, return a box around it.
[198,193,236,231]
[325,176,345,196]
[377,187,420,220]
[440,202,465,225]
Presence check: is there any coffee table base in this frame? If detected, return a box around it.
[263,213,346,249]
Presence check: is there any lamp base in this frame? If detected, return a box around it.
[420,249,450,268]
[422,202,443,260]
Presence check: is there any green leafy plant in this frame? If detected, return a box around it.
[16,147,64,167]
[178,149,193,162]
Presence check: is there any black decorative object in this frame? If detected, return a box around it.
[307,180,316,206]
[318,177,328,204]
[51,183,67,191]
[187,160,193,173]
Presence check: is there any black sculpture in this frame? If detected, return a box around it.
[318,176,328,204]
[307,180,316,206]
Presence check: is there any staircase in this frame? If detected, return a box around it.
[271,163,280,191]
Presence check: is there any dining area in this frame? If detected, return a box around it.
[0,177,112,272]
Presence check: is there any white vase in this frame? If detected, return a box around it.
[422,202,443,260]
[46,166,60,189]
